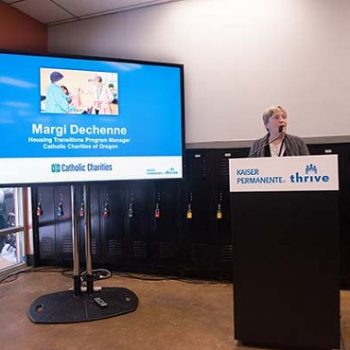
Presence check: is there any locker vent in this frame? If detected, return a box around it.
[188,156,207,179]
[201,159,207,177]
[62,238,73,254]
[221,244,232,263]
[133,241,147,258]
[159,242,177,260]
[192,243,214,266]
[91,238,100,256]
[108,239,122,257]
[40,237,55,258]
[219,157,230,177]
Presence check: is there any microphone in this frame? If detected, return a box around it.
[249,126,285,157]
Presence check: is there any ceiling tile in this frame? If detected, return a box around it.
[11,0,76,24]
[54,0,174,17]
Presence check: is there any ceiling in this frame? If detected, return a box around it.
[2,0,181,26]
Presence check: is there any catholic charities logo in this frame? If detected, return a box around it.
[51,164,61,173]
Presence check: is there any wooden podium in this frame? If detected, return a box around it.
[229,155,340,350]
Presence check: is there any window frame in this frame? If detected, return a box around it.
[0,188,27,275]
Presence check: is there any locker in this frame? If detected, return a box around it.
[151,180,182,271]
[99,183,126,265]
[308,143,350,287]
[184,150,212,265]
[214,148,249,275]
[32,143,350,284]
[34,186,56,262]
[54,186,72,263]
[183,148,249,277]
[33,185,72,265]
[124,181,152,264]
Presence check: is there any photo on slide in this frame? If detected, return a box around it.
[40,68,119,116]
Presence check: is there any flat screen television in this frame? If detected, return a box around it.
[0,51,184,185]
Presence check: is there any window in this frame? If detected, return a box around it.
[0,188,25,271]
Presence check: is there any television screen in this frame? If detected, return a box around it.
[0,52,184,185]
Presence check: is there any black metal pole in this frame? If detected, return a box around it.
[83,184,94,294]
[71,185,81,296]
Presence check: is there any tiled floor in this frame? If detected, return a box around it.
[0,270,348,350]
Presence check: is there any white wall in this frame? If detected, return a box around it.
[48,0,350,143]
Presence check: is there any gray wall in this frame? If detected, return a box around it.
[48,0,350,143]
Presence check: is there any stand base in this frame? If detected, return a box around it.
[28,287,138,324]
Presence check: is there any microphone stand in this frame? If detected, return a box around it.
[249,126,285,157]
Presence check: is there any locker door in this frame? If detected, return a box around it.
[125,181,152,265]
[100,183,126,266]
[34,185,72,265]
[34,186,56,264]
[151,180,182,271]
[214,148,249,277]
[184,150,214,270]
[309,143,350,287]
[54,186,72,263]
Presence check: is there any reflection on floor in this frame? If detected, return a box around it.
[0,270,349,350]
[0,237,17,269]
[0,256,15,269]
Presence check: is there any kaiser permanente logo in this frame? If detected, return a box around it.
[236,163,330,185]
[146,167,178,176]
[165,167,178,175]
[236,168,284,184]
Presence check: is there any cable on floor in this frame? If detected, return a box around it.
[80,268,112,281]
[0,266,112,285]
[0,266,229,286]
[114,271,231,285]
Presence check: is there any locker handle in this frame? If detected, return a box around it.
[103,203,110,217]
[216,203,223,220]
[36,202,43,217]
[186,203,192,219]
[155,202,160,219]
[79,202,84,217]
[57,202,64,217]
[128,203,134,218]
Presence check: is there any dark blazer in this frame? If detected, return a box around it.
[249,133,309,157]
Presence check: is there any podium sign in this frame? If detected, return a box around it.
[229,154,338,192]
